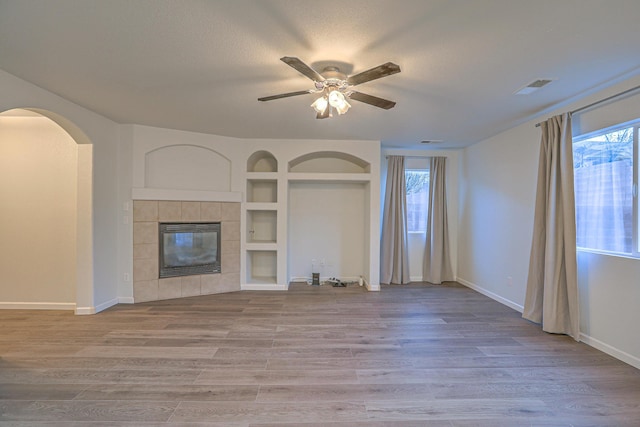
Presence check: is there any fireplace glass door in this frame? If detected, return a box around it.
[159,222,221,278]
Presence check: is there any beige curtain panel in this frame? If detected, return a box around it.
[423,156,454,284]
[380,155,410,284]
[523,113,580,340]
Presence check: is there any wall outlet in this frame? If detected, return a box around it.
[507,276,513,287]
[124,273,130,282]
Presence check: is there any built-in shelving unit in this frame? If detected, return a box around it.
[243,151,281,289]
[242,148,379,291]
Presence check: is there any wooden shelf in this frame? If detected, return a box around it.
[246,242,277,251]
[245,202,277,211]
[287,173,371,183]
[246,171,278,179]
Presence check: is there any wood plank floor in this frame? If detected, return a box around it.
[1,282,639,426]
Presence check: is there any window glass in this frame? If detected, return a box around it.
[573,123,636,254]
[405,169,430,232]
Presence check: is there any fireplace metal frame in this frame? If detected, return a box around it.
[158,222,221,278]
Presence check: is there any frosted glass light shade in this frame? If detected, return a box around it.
[328,90,350,114]
[328,90,345,107]
[311,96,328,113]
[335,98,351,115]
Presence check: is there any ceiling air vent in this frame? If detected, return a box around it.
[514,78,555,95]
[421,140,443,144]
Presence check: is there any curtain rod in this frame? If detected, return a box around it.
[385,155,432,159]
[535,84,640,127]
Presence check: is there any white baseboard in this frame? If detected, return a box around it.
[456,277,524,313]
[580,333,640,370]
[95,298,119,313]
[118,297,135,304]
[241,283,289,291]
[364,277,379,291]
[291,276,363,283]
[457,277,640,369]
[74,306,95,315]
[0,302,75,311]
[289,276,308,283]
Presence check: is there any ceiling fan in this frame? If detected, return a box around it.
[258,56,401,119]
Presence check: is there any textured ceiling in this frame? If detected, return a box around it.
[1,0,640,148]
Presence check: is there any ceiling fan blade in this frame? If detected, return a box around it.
[258,90,312,102]
[316,103,331,119]
[281,57,325,82]
[347,62,401,86]
[348,91,396,109]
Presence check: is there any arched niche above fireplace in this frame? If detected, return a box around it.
[145,145,231,191]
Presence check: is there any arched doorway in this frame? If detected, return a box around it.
[0,108,93,313]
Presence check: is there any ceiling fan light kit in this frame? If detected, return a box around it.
[259,56,400,119]
[311,88,351,117]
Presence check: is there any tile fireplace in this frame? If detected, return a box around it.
[133,200,240,302]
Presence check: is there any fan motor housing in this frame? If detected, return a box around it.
[320,66,347,81]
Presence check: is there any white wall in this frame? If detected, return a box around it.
[0,113,77,305]
[0,69,120,313]
[288,182,366,280]
[117,125,134,302]
[457,74,640,368]
[380,148,460,282]
[457,122,538,309]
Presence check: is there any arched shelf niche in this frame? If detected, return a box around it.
[288,151,370,173]
[247,150,278,172]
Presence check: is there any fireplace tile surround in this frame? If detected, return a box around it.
[132,200,240,303]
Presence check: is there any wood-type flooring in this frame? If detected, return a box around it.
[1,282,639,426]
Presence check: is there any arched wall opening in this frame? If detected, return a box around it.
[0,108,93,313]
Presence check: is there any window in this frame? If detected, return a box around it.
[573,119,639,256]
[405,169,430,232]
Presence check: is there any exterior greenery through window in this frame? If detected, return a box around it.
[405,169,430,233]
[573,119,639,256]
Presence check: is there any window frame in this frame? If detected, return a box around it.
[572,119,640,258]
[404,168,430,234]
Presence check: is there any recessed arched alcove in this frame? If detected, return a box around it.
[247,150,278,172]
[145,145,231,191]
[288,151,370,173]
[0,108,93,313]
